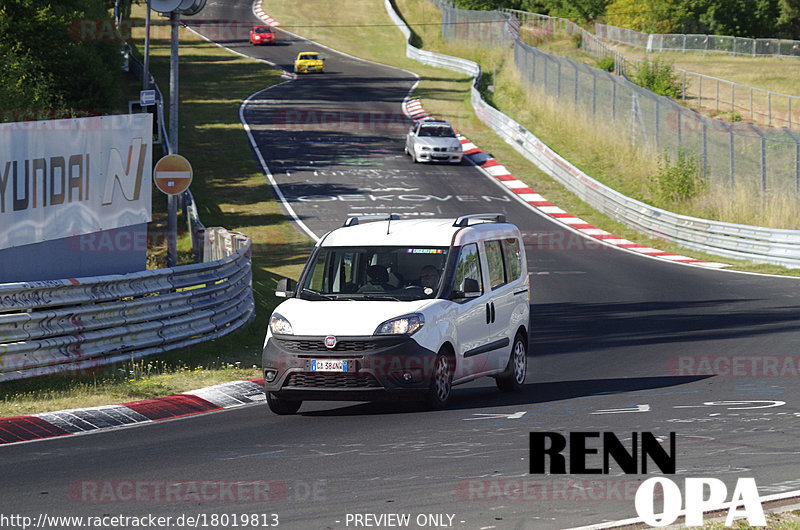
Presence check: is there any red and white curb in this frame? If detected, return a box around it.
[253,1,280,26]
[404,98,728,269]
[0,379,265,445]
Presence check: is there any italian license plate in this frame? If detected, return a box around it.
[310,359,349,372]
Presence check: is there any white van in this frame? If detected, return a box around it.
[262,214,530,414]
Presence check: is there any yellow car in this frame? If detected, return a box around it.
[294,51,324,74]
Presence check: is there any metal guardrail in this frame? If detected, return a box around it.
[0,228,254,382]
[384,0,800,269]
[0,54,253,382]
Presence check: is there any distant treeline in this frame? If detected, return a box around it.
[455,0,800,39]
[0,0,131,122]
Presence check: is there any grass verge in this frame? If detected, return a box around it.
[0,6,312,417]
[261,0,800,276]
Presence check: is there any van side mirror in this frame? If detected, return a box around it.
[275,277,297,298]
[462,278,481,298]
[409,126,415,135]
[451,278,481,300]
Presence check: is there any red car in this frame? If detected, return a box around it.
[250,25,276,45]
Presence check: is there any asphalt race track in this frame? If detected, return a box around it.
[3,2,800,529]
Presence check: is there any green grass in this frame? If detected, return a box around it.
[0,5,313,417]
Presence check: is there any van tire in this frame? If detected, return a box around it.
[266,392,302,415]
[496,334,527,392]
[425,351,453,409]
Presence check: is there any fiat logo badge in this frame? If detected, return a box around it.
[324,336,337,349]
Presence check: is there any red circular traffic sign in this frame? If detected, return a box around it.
[153,154,193,195]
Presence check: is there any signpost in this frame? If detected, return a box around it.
[140,89,156,107]
[154,154,193,195]
[148,0,206,267]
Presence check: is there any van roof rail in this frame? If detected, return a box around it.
[453,213,506,227]
[343,214,400,227]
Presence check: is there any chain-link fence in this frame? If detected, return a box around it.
[440,3,519,47]
[589,23,800,128]
[513,40,800,195]
[595,23,800,59]
[506,11,800,129]
[440,7,800,196]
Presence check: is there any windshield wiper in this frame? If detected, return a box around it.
[358,294,402,301]
[299,288,334,301]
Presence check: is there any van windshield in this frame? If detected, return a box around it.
[301,246,449,301]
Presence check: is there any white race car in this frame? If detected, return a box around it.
[404,120,463,163]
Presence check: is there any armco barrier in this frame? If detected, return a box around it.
[385,0,800,268]
[0,228,254,382]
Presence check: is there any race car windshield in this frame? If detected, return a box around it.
[301,246,449,301]
[300,54,318,60]
[418,126,456,138]
[255,27,273,33]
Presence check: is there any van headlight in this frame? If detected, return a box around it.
[374,314,424,336]
[269,313,294,335]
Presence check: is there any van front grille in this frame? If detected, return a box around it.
[284,372,382,389]
[276,339,378,352]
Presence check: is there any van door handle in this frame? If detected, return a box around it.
[486,303,491,324]
[490,302,496,323]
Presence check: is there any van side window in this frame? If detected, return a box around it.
[452,243,483,299]
[484,240,506,289]
[502,237,522,281]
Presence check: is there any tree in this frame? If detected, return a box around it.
[541,0,609,22]
[605,0,690,33]
[680,0,782,38]
[0,0,121,122]
[778,0,800,38]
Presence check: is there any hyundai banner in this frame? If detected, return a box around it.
[0,113,152,250]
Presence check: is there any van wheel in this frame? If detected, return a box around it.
[496,334,527,392]
[266,392,302,415]
[426,352,453,409]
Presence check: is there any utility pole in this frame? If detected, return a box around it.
[167,10,180,267]
[143,0,151,90]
